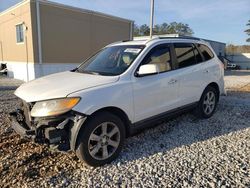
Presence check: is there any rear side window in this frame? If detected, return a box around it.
[193,46,203,63]
[197,44,214,61]
[174,43,196,68]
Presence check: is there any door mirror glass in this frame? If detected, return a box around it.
[137,64,159,76]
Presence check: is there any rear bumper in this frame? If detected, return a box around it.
[220,85,227,96]
[9,109,87,152]
[219,75,227,96]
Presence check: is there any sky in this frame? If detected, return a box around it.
[1,0,250,45]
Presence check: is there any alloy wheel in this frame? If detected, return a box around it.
[88,122,120,160]
[203,91,216,115]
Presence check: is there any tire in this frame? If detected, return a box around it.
[76,111,125,167]
[194,86,219,119]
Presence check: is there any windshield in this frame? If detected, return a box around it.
[76,45,145,76]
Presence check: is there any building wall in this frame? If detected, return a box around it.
[5,61,36,80]
[38,2,132,64]
[0,0,132,81]
[0,1,36,81]
[30,0,39,63]
[205,40,226,57]
[33,63,79,77]
[0,1,34,62]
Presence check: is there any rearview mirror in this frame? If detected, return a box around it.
[137,64,159,76]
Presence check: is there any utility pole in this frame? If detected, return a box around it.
[149,0,154,38]
[23,23,29,81]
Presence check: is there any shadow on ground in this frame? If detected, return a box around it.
[112,93,250,164]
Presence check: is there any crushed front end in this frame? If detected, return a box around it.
[9,100,86,152]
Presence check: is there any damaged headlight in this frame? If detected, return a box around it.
[31,97,80,117]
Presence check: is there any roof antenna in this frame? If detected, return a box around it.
[149,0,154,39]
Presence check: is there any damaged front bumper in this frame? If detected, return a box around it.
[9,108,87,152]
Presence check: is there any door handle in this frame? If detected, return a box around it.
[168,79,177,84]
[203,70,209,73]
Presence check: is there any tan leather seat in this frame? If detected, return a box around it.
[149,53,171,72]
[122,54,133,66]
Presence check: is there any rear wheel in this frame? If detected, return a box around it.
[195,86,218,118]
[76,112,125,167]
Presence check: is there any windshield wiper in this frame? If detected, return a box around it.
[97,72,117,76]
[75,69,117,76]
[71,68,78,72]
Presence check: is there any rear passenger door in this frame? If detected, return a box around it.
[173,43,206,106]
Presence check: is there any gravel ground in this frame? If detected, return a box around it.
[0,71,250,187]
[0,76,23,90]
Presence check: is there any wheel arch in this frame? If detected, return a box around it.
[203,82,220,101]
[73,106,131,150]
[90,106,132,137]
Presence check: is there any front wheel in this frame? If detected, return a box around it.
[76,112,125,167]
[195,86,218,118]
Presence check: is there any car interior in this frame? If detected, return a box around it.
[146,48,171,72]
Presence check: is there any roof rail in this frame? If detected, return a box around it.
[158,36,202,41]
[133,35,203,44]
[110,35,204,46]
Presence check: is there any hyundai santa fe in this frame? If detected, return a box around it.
[10,36,225,166]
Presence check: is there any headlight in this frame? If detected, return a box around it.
[31,97,80,117]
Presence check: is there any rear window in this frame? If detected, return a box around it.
[197,44,214,61]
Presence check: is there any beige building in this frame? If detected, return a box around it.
[0,0,133,81]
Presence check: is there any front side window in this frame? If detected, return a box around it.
[174,43,196,68]
[197,44,214,61]
[140,46,172,73]
[16,24,24,43]
[77,45,145,76]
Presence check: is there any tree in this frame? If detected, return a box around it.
[154,23,169,35]
[139,24,150,36]
[160,23,169,34]
[133,24,140,37]
[166,22,194,36]
[153,24,161,35]
[245,20,250,42]
[133,22,194,37]
[226,44,250,54]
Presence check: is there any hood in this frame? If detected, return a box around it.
[15,71,119,102]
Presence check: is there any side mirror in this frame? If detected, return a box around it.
[137,64,159,76]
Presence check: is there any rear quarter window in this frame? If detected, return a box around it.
[197,44,214,61]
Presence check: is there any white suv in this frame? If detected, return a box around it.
[10,36,225,166]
